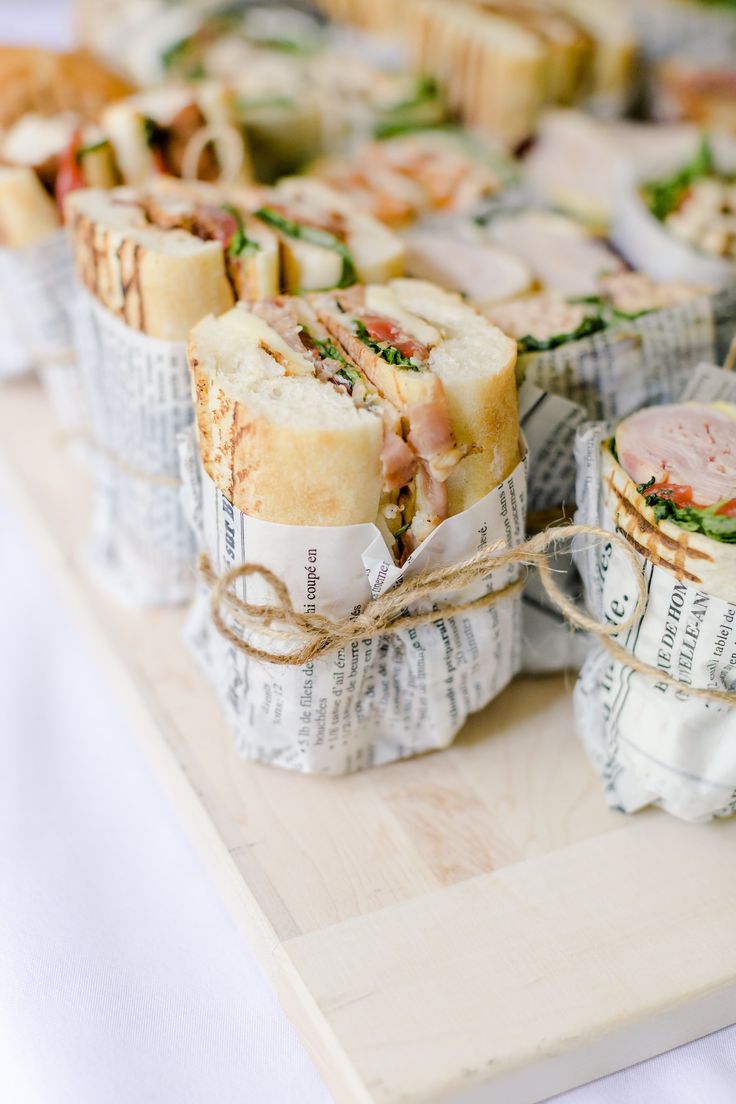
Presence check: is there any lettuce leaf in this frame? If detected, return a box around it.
[254,206,356,288]
[641,135,716,221]
[637,477,736,543]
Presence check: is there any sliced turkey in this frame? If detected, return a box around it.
[616,403,736,508]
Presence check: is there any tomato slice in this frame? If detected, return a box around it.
[360,313,428,361]
[647,482,698,508]
[194,204,238,247]
[715,497,736,517]
[55,129,86,213]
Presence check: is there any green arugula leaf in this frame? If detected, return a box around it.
[312,336,348,366]
[518,313,607,353]
[642,134,717,221]
[223,205,261,258]
[254,206,356,288]
[636,478,736,543]
[75,139,109,162]
[161,35,192,71]
[353,319,422,370]
[335,366,360,388]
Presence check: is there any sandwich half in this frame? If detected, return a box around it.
[65,184,280,339]
[604,402,736,604]
[252,177,406,292]
[189,278,518,560]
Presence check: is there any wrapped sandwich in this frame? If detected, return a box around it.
[65,181,405,604]
[575,371,736,821]
[0,45,129,382]
[64,182,280,604]
[310,129,512,229]
[184,278,526,772]
[0,112,120,382]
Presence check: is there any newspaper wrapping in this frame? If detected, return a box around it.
[518,380,589,673]
[520,285,736,513]
[573,364,736,822]
[0,230,74,380]
[516,287,736,673]
[73,288,196,606]
[181,430,527,774]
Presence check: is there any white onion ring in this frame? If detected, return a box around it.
[180,123,246,184]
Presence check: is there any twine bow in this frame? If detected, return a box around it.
[200,523,645,665]
[199,523,736,705]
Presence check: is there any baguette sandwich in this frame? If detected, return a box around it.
[251,177,406,291]
[65,184,280,339]
[310,129,509,228]
[603,402,736,604]
[188,278,518,560]
[0,113,118,247]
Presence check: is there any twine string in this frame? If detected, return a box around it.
[200,524,736,705]
[201,523,646,664]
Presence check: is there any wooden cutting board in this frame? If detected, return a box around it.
[2,376,735,1104]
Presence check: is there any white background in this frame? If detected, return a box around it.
[1,1,736,1101]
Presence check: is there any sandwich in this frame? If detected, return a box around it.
[102,84,252,187]
[251,177,406,291]
[603,402,736,604]
[0,112,119,248]
[309,129,510,228]
[485,271,705,352]
[188,278,518,560]
[65,184,280,339]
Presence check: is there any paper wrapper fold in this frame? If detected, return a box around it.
[572,365,736,822]
[73,289,196,606]
[181,430,527,774]
[0,231,74,380]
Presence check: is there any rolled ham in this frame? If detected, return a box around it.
[615,403,736,508]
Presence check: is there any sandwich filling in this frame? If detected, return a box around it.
[614,403,736,543]
[246,290,468,557]
[132,190,271,301]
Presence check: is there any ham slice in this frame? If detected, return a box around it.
[616,403,736,507]
[381,429,418,492]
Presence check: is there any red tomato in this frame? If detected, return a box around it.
[648,482,698,507]
[193,205,238,247]
[715,497,736,517]
[55,130,86,214]
[360,313,428,361]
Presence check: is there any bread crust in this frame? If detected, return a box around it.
[66,189,235,340]
[602,445,736,604]
[441,355,519,514]
[0,166,60,247]
[188,325,383,526]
